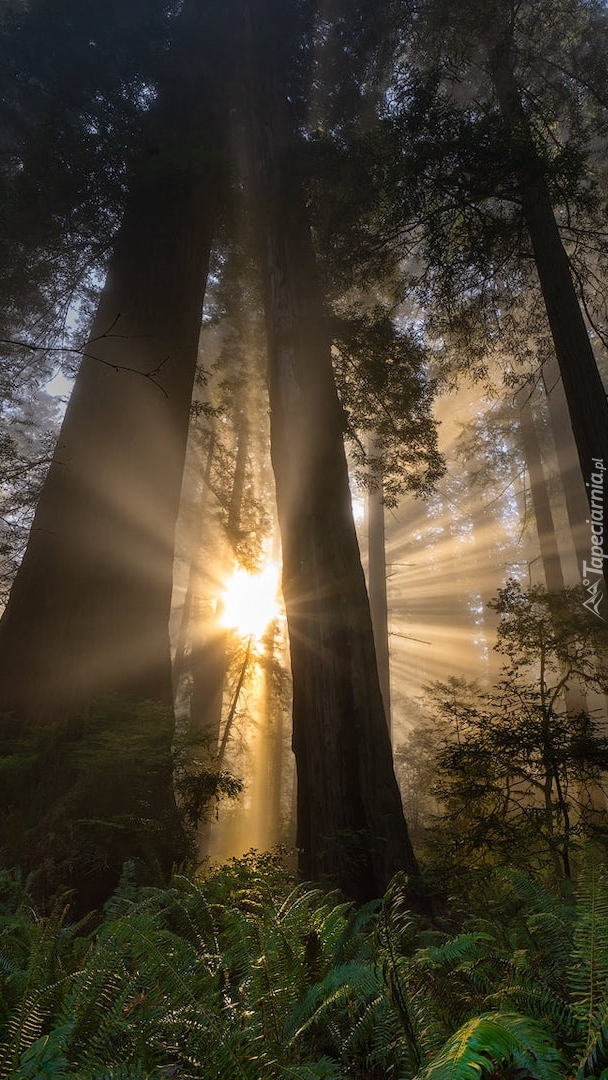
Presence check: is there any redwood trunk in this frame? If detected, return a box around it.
[0,168,216,722]
[542,355,591,578]
[0,19,222,903]
[0,7,222,724]
[488,29,608,609]
[241,1,419,901]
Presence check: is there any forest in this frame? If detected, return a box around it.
[1,0,608,1075]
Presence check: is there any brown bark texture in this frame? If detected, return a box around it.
[240,0,420,902]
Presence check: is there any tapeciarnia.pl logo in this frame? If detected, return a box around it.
[582,457,606,620]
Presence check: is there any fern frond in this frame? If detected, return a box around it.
[332,899,379,964]
[0,997,48,1075]
[570,862,608,1015]
[342,989,419,1077]
[276,1058,343,1079]
[574,1000,608,1080]
[286,959,381,1043]
[9,1023,73,1080]
[416,1011,565,1080]
[485,979,578,1038]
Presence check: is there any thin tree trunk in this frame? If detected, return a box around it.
[518,395,566,593]
[239,0,420,902]
[487,26,608,610]
[264,621,284,845]
[217,636,252,770]
[190,412,249,741]
[542,355,591,580]
[367,458,392,737]
[173,431,217,700]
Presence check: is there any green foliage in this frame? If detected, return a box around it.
[412,582,608,881]
[569,861,608,1078]
[0,699,233,913]
[0,852,608,1078]
[330,306,444,504]
[174,761,242,831]
[0,700,247,917]
[416,1012,565,1080]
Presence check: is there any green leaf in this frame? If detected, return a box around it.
[416,1012,565,1080]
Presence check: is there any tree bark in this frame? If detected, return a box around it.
[240,0,420,902]
[264,621,285,846]
[0,155,217,722]
[0,5,223,724]
[173,431,217,701]
[487,27,608,610]
[0,4,224,904]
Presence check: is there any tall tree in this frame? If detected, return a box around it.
[0,1,224,723]
[518,391,566,595]
[399,0,608,603]
[483,5,608,604]
[238,0,421,902]
[367,460,392,736]
[0,5,228,907]
[0,0,174,356]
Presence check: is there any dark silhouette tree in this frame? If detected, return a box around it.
[0,1,225,722]
[237,0,422,901]
[0,1,228,905]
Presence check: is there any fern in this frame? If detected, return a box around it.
[3,852,608,1080]
[569,861,608,1078]
[0,897,85,1077]
[415,1011,565,1080]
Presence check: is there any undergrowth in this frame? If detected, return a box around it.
[1,849,608,1078]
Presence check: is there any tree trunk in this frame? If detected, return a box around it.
[264,621,285,846]
[518,394,566,593]
[0,7,223,903]
[190,411,249,745]
[519,392,590,725]
[487,27,608,611]
[367,457,392,737]
[0,143,217,722]
[173,431,217,702]
[542,355,591,581]
[240,0,420,902]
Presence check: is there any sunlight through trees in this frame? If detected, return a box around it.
[0,0,607,936]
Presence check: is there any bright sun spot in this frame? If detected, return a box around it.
[220,563,281,639]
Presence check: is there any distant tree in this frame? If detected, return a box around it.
[484,3,608,601]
